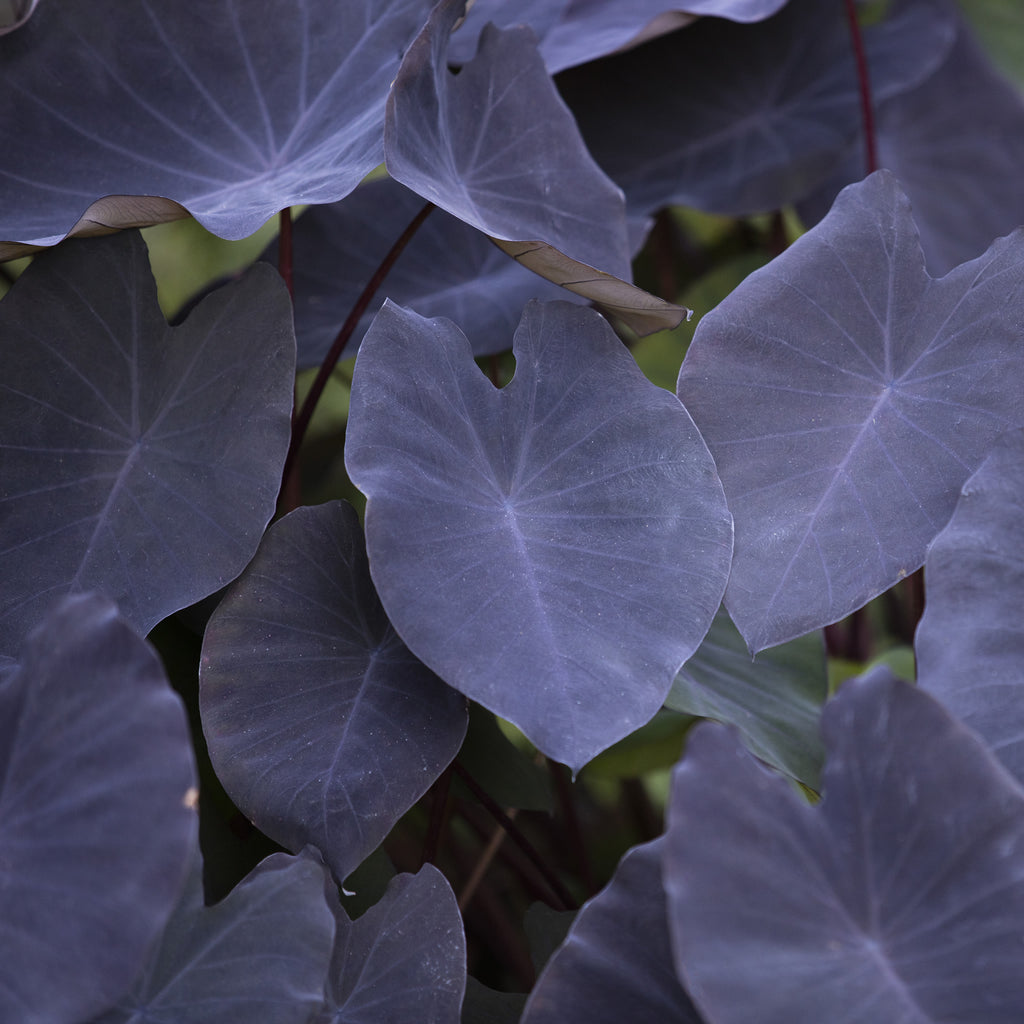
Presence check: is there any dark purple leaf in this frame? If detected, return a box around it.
[522,838,704,1024]
[93,849,335,1024]
[317,864,465,1024]
[0,0,433,255]
[667,606,827,787]
[666,668,1024,1024]
[447,1,709,73]
[346,299,732,771]
[386,0,684,334]
[557,0,955,218]
[677,170,1024,652]
[273,178,585,370]
[0,594,197,1024]
[200,501,467,883]
[917,427,1024,786]
[0,231,294,659]
[799,11,1024,276]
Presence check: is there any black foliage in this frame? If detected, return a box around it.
[2,1,1024,1021]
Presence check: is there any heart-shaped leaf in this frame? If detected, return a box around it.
[200,501,468,883]
[917,427,1024,787]
[318,864,465,1024]
[522,838,704,1024]
[0,0,433,255]
[666,668,1024,1023]
[93,849,335,1024]
[677,170,1024,652]
[346,299,732,771]
[0,594,196,1024]
[385,0,685,335]
[667,606,827,787]
[558,0,955,218]
[271,178,586,369]
[0,230,295,659]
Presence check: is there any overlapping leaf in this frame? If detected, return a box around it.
[93,849,335,1024]
[522,838,703,1024]
[0,594,196,1024]
[446,0,795,74]
[385,0,685,334]
[917,427,1024,786]
[0,0,433,255]
[0,231,295,659]
[667,607,827,787]
[557,0,956,218]
[799,12,1024,276]
[677,170,1024,652]
[200,501,468,883]
[666,669,1024,1023]
[346,299,732,771]
[272,178,585,369]
[318,865,465,1023]
[446,0,701,73]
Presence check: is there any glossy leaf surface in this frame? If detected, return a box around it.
[0,231,294,660]
[200,501,467,882]
[94,850,335,1024]
[0,594,196,1024]
[666,669,1024,1023]
[274,178,583,369]
[0,0,432,254]
[917,427,1024,786]
[346,299,732,770]
[678,170,1024,652]
[523,838,703,1024]
[667,607,827,786]
[385,0,684,334]
[317,865,465,1024]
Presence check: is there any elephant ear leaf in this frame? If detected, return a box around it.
[346,299,732,772]
[916,427,1024,787]
[0,0,433,255]
[385,0,686,334]
[0,593,196,1024]
[678,169,1024,653]
[665,669,1024,1023]
[0,231,294,661]
[200,501,468,885]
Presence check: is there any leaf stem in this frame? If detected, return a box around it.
[843,0,878,175]
[278,206,293,299]
[421,761,454,868]
[453,760,577,911]
[548,759,597,897]
[278,198,435,512]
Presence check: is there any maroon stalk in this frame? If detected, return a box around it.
[278,199,435,512]
[843,0,878,175]
[278,206,294,300]
[453,760,577,911]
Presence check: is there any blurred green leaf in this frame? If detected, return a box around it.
[667,608,828,788]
